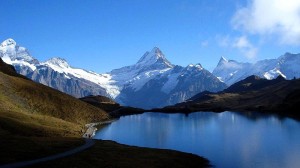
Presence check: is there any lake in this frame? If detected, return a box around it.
[94,112,300,168]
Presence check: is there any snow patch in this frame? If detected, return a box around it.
[2,55,36,71]
[42,60,120,98]
[129,68,171,91]
[264,69,286,79]
[217,77,224,82]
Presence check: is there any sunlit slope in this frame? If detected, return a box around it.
[0,58,109,137]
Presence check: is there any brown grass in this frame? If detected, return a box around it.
[0,71,110,129]
[0,61,210,167]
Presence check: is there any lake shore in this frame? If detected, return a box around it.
[1,117,211,168]
[0,135,210,168]
[149,106,300,121]
[95,111,300,168]
[82,120,117,138]
[111,107,300,121]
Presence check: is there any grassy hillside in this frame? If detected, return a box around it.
[0,59,110,137]
[0,58,210,167]
[0,57,109,163]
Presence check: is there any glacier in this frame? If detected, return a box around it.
[0,38,226,108]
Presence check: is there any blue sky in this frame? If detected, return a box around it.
[1,0,299,72]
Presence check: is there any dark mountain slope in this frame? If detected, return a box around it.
[79,95,145,117]
[223,75,286,93]
[158,76,300,119]
[79,95,121,112]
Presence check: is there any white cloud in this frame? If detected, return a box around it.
[232,36,258,59]
[232,35,251,48]
[232,0,300,45]
[216,35,258,59]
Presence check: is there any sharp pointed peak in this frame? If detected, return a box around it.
[151,46,162,53]
[220,56,228,62]
[216,56,229,67]
[136,47,173,69]
[138,47,165,63]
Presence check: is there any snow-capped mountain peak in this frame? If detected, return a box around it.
[151,47,163,57]
[0,38,16,47]
[217,56,228,65]
[137,47,173,68]
[0,39,227,109]
[213,52,300,85]
[0,38,38,70]
[216,56,242,68]
[44,57,70,68]
[186,63,203,71]
[41,57,73,74]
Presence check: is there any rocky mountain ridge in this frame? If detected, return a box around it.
[213,53,300,85]
[0,38,226,108]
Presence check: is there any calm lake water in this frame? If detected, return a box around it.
[94,112,300,168]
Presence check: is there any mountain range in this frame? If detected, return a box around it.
[1,38,300,108]
[0,38,226,108]
[0,52,209,168]
[213,53,300,85]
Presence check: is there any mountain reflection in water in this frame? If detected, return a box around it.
[95,112,300,168]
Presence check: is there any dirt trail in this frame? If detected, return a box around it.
[0,139,95,168]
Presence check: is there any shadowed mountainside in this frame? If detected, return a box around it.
[79,95,145,117]
[156,75,300,119]
[79,95,121,112]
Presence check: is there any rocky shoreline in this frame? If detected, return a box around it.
[83,120,117,138]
